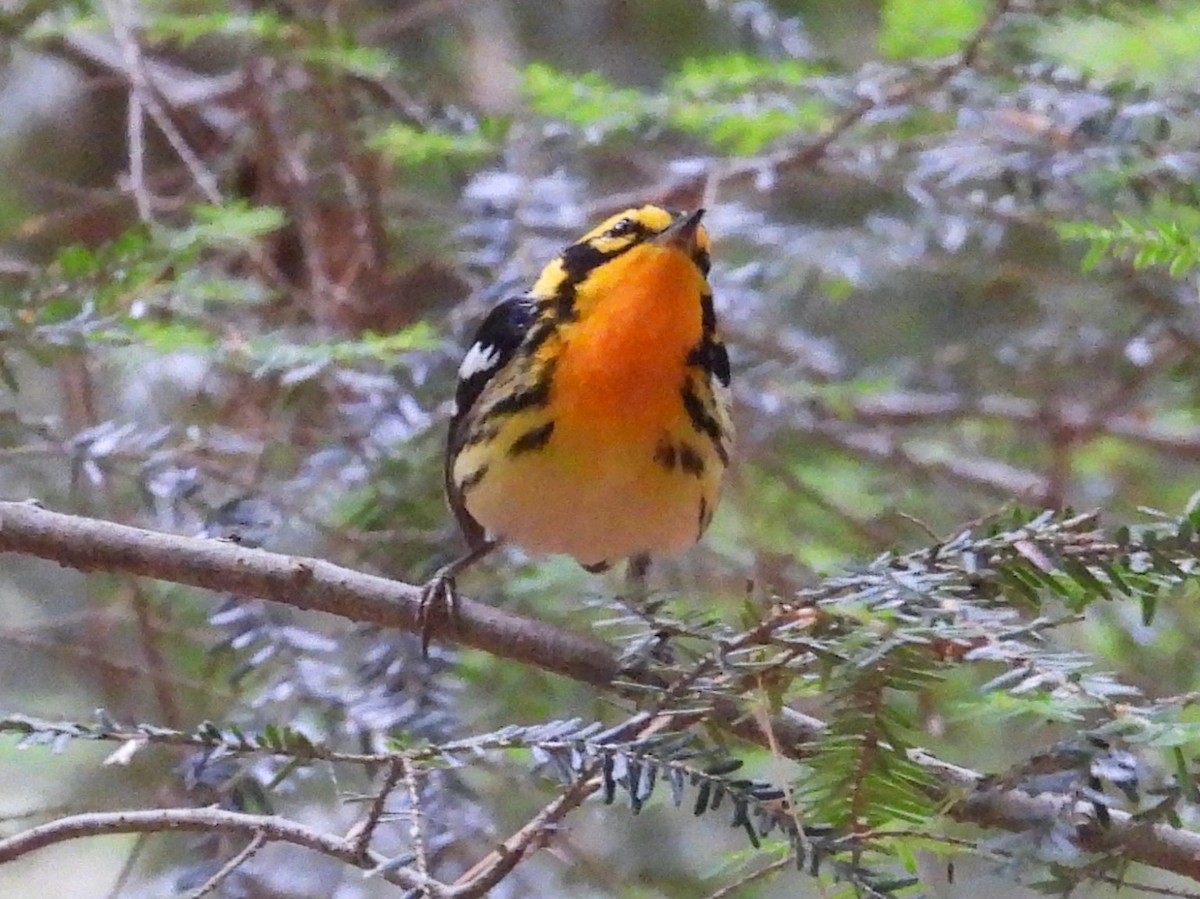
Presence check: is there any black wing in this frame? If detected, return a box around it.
[452,296,538,422]
[445,296,538,548]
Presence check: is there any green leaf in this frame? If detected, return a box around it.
[369,124,494,169]
[665,54,828,154]
[523,63,655,134]
[122,319,218,351]
[1035,7,1200,88]
[1097,562,1132,597]
[669,53,816,96]
[143,9,290,46]
[1059,558,1110,602]
[1059,208,1200,277]
[241,325,439,378]
[880,0,989,59]
[1141,593,1157,626]
[162,202,285,253]
[55,244,98,279]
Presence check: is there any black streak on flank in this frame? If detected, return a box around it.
[509,421,555,457]
[482,362,555,420]
[700,292,716,337]
[481,383,547,420]
[709,341,731,387]
[681,381,730,465]
[693,292,731,387]
[687,340,731,388]
[679,443,705,477]
[653,438,677,471]
[698,496,711,537]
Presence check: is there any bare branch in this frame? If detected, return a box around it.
[450,772,600,899]
[850,390,1200,460]
[102,0,222,205]
[914,750,1200,882]
[402,759,430,883]
[0,807,441,893]
[0,501,619,687]
[350,759,405,862]
[103,832,149,899]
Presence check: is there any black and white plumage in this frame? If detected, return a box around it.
[445,296,538,547]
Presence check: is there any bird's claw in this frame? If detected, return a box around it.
[418,567,461,656]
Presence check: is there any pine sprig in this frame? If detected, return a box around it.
[1060,210,1200,277]
[798,648,939,835]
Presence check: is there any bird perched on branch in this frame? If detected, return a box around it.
[421,205,733,645]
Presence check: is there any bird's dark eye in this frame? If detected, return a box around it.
[606,217,637,238]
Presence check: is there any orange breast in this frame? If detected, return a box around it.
[551,245,704,441]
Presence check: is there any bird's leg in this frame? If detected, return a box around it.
[618,553,675,668]
[418,539,498,655]
[625,553,652,605]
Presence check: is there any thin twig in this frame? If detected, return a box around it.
[701,851,794,899]
[123,71,154,222]
[363,0,469,41]
[748,686,812,881]
[756,0,1013,174]
[803,413,1051,501]
[127,582,182,728]
[761,460,895,548]
[0,628,230,704]
[447,710,680,898]
[102,0,222,204]
[588,0,1016,220]
[103,832,150,899]
[449,770,600,899]
[0,805,73,825]
[402,759,430,883]
[184,831,267,899]
[352,759,405,860]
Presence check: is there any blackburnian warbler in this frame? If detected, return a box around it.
[421,205,732,639]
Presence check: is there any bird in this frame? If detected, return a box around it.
[420,204,733,646]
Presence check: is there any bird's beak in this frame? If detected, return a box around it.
[653,208,705,253]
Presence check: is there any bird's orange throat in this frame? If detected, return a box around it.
[552,246,704,434]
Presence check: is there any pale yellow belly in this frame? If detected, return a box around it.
[460,423,718,568]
